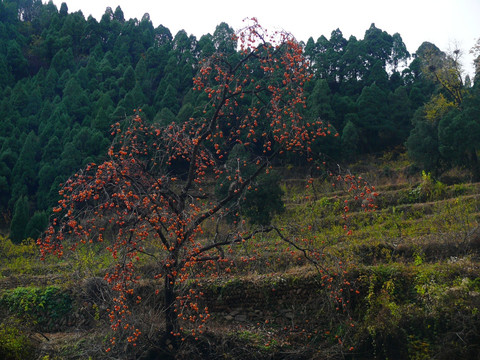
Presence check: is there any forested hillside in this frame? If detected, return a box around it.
[0,0,478,243]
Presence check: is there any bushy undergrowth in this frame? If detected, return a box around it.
[0,321,35,360]
[351,262,480,359]
[0,237,39,275]
[0,286,72,331]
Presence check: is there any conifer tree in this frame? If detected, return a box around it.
[10,195,29,243]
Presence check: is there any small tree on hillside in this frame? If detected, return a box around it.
[39,20,375,351]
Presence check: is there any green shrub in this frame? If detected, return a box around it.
[0,286,72,330]
[0,236,37,260]
[408,171,447,203]
[0,236,40,276]
[0,322,35,360]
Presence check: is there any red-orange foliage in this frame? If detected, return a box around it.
[39,19,376,350]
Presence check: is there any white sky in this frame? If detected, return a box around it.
[51,0,479,78]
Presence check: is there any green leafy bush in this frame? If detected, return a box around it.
[408,171,447,203]
[0,286,72,330]
[0,322,35,360]
[0,236,40,276]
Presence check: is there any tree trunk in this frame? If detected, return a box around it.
[164,271,178,341]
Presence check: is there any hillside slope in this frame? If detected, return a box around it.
[1,155,480,359]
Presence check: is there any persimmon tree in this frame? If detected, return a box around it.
[39,19,375,350]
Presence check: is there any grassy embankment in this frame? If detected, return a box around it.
[1,153,480,359]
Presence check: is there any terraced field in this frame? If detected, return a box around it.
[1,157,480,359]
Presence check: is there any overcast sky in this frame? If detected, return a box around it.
[51,0,479,78]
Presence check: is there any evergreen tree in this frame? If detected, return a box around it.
[212,22,236,55]
[0,55,13,88]
[62,77,90,122]
[356,83,392,152]
[159,84,179,114]
[406,109,442,173]
[10,195,29,243]
[365,61,389,90]
[341,118,360,160]
[92,107,113,133]
[134,56,147,82]
[389,86,413,144]
[154,107,176,125]
[390,32,410,71]
[81,15,101,54]
[327,29,347,87]
[331,94,357,129]
[363,23,393,68]
[37,163,57,209]
[197,34,215,58]
[11,131,39,197]
[437,87,480,180]
[6,40,29,80]
[113,6,125,23]
[341,36,367,92]
[43,67,60,98]
[51,48,74,74]
[176,103,194,123]
[10,81,30,117]
[307,79,335,124]
[0,160,11,213]
[25,210,48,239]
[41,135,62,163]
[59,2,68,16]
[122,65,136,91]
